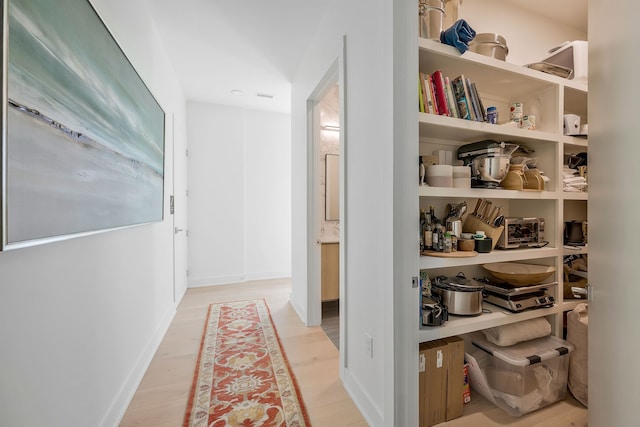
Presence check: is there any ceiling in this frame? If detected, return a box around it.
[146,0,587,114]
[146,0,332,114]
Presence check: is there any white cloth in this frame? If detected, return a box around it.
[482,317,551,347]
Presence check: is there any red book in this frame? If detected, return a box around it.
[431,70,450,116]
[427,74,439,115]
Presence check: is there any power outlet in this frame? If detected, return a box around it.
[365,333,373,359]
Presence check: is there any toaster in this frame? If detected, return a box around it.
[497,217,546,249]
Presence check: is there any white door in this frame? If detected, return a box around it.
[172,112,189,303]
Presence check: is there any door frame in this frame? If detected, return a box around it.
[306,37,347,374]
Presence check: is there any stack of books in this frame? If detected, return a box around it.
[419,71,487,122]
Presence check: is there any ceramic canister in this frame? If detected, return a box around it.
[426,164,453,187]
[452,165,471,188]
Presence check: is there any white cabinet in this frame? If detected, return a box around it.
[417,38,588,343]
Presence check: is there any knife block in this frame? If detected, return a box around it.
[462,215,504,250]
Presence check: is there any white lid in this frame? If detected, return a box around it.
[469,332,573,366]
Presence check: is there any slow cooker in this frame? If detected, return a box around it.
[432,273,485,316]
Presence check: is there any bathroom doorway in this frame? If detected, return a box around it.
[306,57,343,353]
[317,83,341,349]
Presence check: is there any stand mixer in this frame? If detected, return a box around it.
[457,140,519,188]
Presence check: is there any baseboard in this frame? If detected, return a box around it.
[188,274,247,287]
[289,294,307,325]
[99,303,176,427]
[342,367,383,427]
[188,272,290,288]
[244,271,290,281]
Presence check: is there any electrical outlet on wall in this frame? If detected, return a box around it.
[365,333,373,359]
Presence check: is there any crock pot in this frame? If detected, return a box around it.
[432,273,484,316]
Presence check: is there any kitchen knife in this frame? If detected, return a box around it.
[472,198,483,216]
[487,205,500,225]
[480,201,492,221]
[477,199,487,218]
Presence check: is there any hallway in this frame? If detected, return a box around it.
[120,279,367,426]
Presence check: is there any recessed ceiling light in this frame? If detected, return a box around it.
[256,92,274,99]
[230,89,244,96]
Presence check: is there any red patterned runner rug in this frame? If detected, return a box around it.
[183,299,311,426]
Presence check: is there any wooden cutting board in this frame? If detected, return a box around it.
[422,250,478,258]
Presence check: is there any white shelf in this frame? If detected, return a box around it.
[419,304,561,342]
[562,135,588,148]
[563,245,588,256]
[563,191,588,200]
[419,185,558,200]
[418,112,560,145]
[417,34,587,346]
[419,39,559,96]
[420,247,559,269]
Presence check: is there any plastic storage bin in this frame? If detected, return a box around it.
[464,332,573,417]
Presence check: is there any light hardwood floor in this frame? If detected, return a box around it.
[119,278,368,427]
[321,300,340,350]
[120,278,588,427]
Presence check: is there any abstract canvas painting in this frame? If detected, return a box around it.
[1,0,165,250]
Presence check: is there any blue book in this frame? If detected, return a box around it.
[451,75,472,120]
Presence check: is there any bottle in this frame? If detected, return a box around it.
[424,213,433,250]
[432,220,441,252]
[443,232,452,253]
[487,106,498,124]
[419,209,426,251]
[451,234,457,252]
[429,205,439,226]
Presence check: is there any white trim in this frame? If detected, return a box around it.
[337,35,348,379]
[343,367,383,427]
[306,59,340,327]
[104,304,176,427]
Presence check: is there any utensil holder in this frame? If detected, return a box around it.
[462,215,504,250]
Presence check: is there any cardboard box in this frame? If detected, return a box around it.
[419,340,448,427]
[442,336,464,421]
[418,343,427,427]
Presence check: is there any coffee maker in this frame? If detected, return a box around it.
[564,220,587,246]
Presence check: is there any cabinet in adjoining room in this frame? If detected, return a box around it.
[321,242,340,302]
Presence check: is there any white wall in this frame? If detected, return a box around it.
[291,1,396,425]
[186,102,291,286]
[588,1,640,425]
[460,0,587,66]
[292,1,591,425]
[0,1,188,426]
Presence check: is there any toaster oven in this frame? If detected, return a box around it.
[497,217,546,249]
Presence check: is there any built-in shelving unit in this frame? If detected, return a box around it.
[417,37,588,341]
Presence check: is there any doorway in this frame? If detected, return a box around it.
[171,111,189,304]
[307,61,343,349]
[317,83,341,349]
